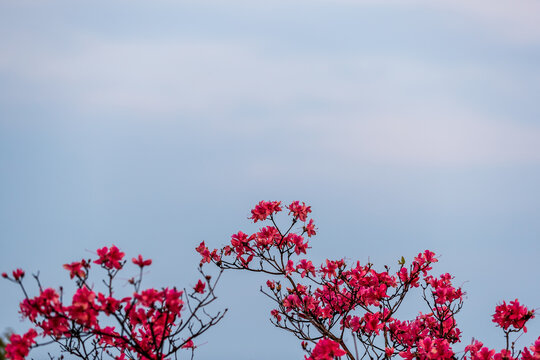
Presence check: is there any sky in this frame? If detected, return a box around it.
[1,1,540,359]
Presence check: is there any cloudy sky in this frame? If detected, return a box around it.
[1,1,540,359]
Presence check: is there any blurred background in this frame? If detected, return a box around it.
[1,1,539,359]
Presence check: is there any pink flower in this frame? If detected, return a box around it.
[398,268,408,283]
[297,259,316,278]
[308,338,346,360]
[196,241,211,263]
[423,250,436,263]
[271,309,282,322]
[162,287,184,314]
[494,349,514,360]
[5,329,37,360]
[320,260,339,278]
[194,279,206,294]
[427,273,463,304]
[12,269,25,281]
[413,250,438,276]
[195,241,220,265]
[256,226,281,248]
[181,339,194,349]
[94,245,125,270]
[492,299,534,332]
[132,255,152,267]
[63,260,88,279]
[304,219,316,237]
[522,337,540,360]
[134,288,161,307]
[68,287,98,327]
[231,231,255,253]
[417,337,454,360]
[473,347,496,360]
[97,293,121,315]
[285,233,308,255]
[362,312,384,335]
[287,201,311,222]
[285,260,295,275]
[250,201,282,222]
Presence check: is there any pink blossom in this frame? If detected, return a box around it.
[271,309,282,322]
[194,279,206,294]
[195,241,220,265]
[492,299,534,332]
[288,201,311,222]
[5,329,37,360]
[132,255,152,267]
[304,219,317,237]
[94,245,125,270]
[308,338,347,360]
[286,260,295,275]
[250,200,282,222]
[522,337,540,360]
[63,260,88,279]
[12,269,25,281]
[297,259,316,278]
[181,339,194,349]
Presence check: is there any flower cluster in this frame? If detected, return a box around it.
[464,337,540,360]
[2,269,25,281]
[522,338,540,360]
[492,299,535,333]
[94,245,126,270]
[287,201,311,222]
[5,200,538,360]
[307,338,346,360]
[197,200,537,360]
[400,337,454,360]
[250,200,283,222]
[4,246,225,360]
[4,329,37,360]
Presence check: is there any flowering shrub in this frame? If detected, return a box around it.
[4,201,538,360]
[3,246,225,360]
[197,200,538,360]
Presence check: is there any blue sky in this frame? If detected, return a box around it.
[1,1,540,359]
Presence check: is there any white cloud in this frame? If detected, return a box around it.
[311,111,540,167]
[302,0,540,43]
[0,36,499,114]
[174,0,540,43]
[433,0,540,44]
[1,30,539,167]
